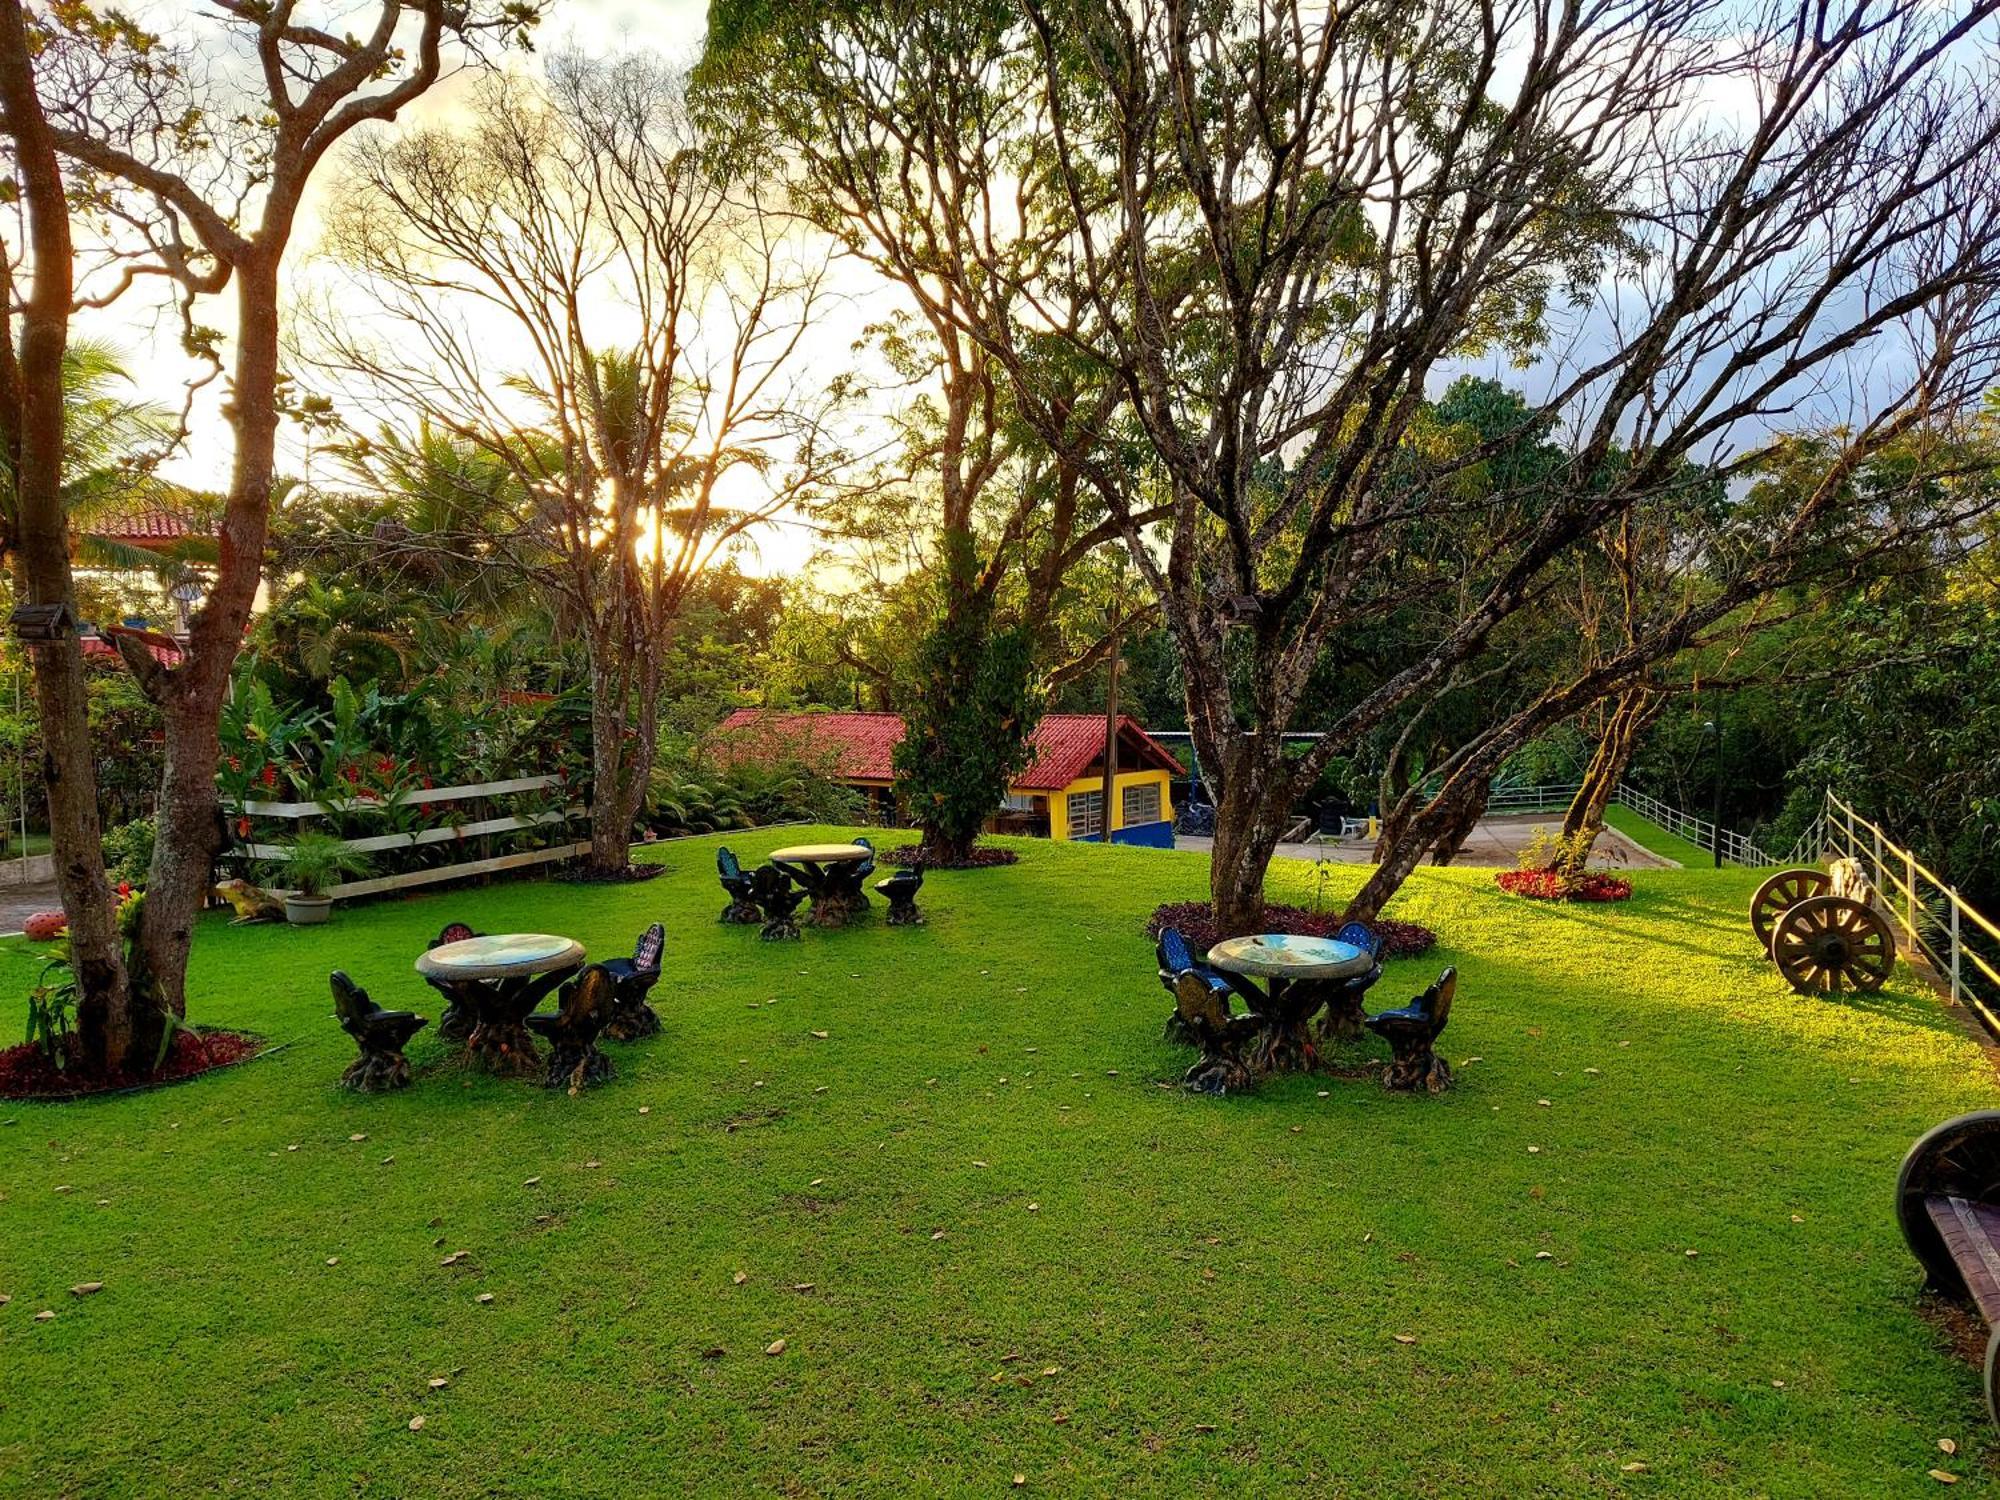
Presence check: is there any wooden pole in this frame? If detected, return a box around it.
[1098,623,1122,842]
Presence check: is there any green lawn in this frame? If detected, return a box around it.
[3,830,1997,1496]
[1605,805,1712,868]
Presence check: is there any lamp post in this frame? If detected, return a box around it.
[1703,718,1724,868]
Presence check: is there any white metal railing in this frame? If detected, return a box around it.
[1474,779,1787,866]
[1820,791,2000,1030]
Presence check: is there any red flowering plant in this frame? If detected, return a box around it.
[1495,830,1634,903]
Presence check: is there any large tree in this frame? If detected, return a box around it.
[17,0,541,1064]
[308,52,843,876]
[1003,0,2000,929]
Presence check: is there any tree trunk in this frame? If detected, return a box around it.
[1429,776,1493,866]
[1207,742,1289,933]
[585,641,632,875]
[130,255,284,1015]
[1556,686,1660,868]
[0,1,135,1069]
[1344,772,1492,925]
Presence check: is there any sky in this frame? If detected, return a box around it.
[80,0,853,579]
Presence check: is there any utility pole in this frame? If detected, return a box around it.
[1705,717,1724,868]
[1098,621,1122,843]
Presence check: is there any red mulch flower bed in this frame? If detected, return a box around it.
[1145,900,1437,958]
[883,844,1019,870]
[0,1028,264,1101]
[1495,868,1633,902]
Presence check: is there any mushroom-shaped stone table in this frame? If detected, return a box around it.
[415,932,586,1076]
[768,843,872,928]
[1206,933,1373,1075]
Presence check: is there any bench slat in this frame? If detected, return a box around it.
[1925,1194,2000,1324]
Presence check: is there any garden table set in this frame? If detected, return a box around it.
[1155,924,1457,1095]
[718,840,925,938]
[330,923,666,1094]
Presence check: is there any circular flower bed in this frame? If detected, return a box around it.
[1145,900,1437,958]
[0,1027,264,1101]
[1495,868,1633,902]
[882,844,1019,870]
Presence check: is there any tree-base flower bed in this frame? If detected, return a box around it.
[1145,901,1437,958]
[883,844,1019,870]
[1495,868,1633,902]
[0,1027,265,1101]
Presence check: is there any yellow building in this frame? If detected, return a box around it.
[717,710,1182,845]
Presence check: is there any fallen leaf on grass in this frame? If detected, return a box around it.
[474,1293,495,1305]
[1940,1438,1958,1455]
[349,1133,368,1142]
[440,1251,470,1267]
[638,1106,651,1115]
[793,1283,815,1293]
[523,1176,541,1188]
[765,1339,787,1356]
[1392,1333,1417,1344]
[931,1230,947,1241]
[733,1271,748,1285]
[34,1309,54,1322]
[69,1282,103,1297]
[1929,1471,1957,1485]
[325,1257,340,1267]
[428,1378,449,1390]
[810,1030,829,1040]
[1621,1462,1648,1473]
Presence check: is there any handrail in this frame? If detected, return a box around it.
[1820,790,2000,1034]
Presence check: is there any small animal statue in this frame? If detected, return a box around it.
[526,965,617,1094]
[330,971,428,1093]
[1828,856,1875,904]
[1174,971,1261,1096]
[214,877,285,925]
[877,866,925,926]
[1316,920,1386,1043]
[601,922,665,1041]
[750,863,805,941]
[717,847,761,925]
[1155,926,1231,1042]
[1365,966,1457,1094]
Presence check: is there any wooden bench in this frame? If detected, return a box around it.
[1898,1110,2000,1422]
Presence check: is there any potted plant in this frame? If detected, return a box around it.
[273,830,370,925]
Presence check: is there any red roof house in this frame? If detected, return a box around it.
[716,709,1183,842]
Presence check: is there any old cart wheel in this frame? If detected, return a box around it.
[1749,868,1831,952]
[1770,895,1894,994]
[1897,1111,2000,1299]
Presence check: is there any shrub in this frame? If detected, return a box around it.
[1145,901,1437,958]
[883,843,1019,870]
[1495,868,1633,902]
[102,816,155,886]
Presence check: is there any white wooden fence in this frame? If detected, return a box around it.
[222,773,588,900]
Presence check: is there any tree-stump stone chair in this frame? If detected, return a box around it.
[425,921,483,1043]
[1155,926,1232,1043]
[526,965,617,1094]
[877,866,925,926]
[750,863,805,940]
[717,848,761,925]
[601,922,665,1041]
[330,971,428,1093]
[1365,966,1457,1094]
[1897,1110,2000,1424]
[1172,971,1261,1095]
[1316,920,1386,1043]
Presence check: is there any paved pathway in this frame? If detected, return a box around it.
[1177,812,1675,870]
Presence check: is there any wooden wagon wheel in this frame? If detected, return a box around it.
[1769,895,1895,994]
[1749,867,1831,952]
[1896,1111,2000,1301]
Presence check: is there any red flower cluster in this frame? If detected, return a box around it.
[1495,869,1633,902]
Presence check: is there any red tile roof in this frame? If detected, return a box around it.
[94,504,210,544]
[81,630,182,667]
[716,710,1183,790]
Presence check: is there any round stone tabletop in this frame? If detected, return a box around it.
[1207,933,1371,981]
[770,843,870,864]
[416,933,586,981]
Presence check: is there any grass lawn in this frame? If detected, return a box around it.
[3,829,1997,1496]
[1604,805,1713,868]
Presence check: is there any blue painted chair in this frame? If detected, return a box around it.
[854,836,877,880]
[717,848,760,924]
[1155,927,1234,1042]
[1366,967,1457,1093]
[600,922,665,1041]
[1316,922,1387,1043]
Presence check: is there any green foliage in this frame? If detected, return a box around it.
[270,829,372,899]
[24,951,78,1069]
[894,540,1041,856]
[646,752,861,836]
[101,816,155,887]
